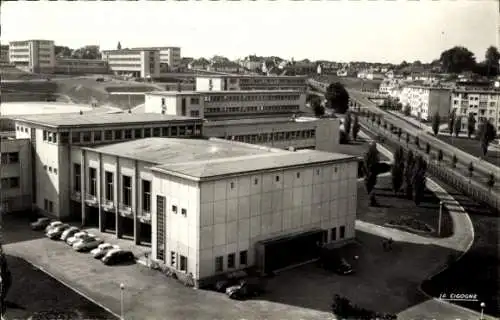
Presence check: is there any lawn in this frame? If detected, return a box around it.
[436,135,500,167]
[421,178,500,318]
[357,175,454,238]
[336,140,389,162]
[3,255,117,320]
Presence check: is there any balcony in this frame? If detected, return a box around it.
[118,203,133,218]
[71,191,82,202]
[138,211,152,224]
[84,193,98,207]
[101,199,115,212]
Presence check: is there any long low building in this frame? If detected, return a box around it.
[195,74,308,92]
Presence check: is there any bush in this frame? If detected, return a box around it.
[332,295,397,320]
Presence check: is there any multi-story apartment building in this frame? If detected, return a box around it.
[73,136,357,285]
[451,86,500,133]
[101,49,160,78]
[132,47,181,71]
[399,85,451,121]
[54,58,109,74]
[9,40,56,73]
[195,75,308,92]
[144,90,340,152]
[0,45,9,64]
[12,112,203,220]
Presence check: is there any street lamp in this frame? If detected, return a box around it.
[480,302,485,320]
[120,283,125,320]
[438,201,443,237]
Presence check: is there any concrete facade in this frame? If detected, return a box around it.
[9,40,56,73]
[102,49,161,78]
[132,47,181,71]
[451,87,500,133]
[195,75,308,92]
[54,58,109,74]
[399,85,451,121]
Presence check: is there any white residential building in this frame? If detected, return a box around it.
[195,75,308,92]
[399,85,452,121]
[54,58,109,74]
[9,40,56,73]
[101,49,161,78]
[132,47,181,71]
[451,87,500,133]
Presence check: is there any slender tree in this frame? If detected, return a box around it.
[437,149,443,163]
[0,245,12,317]
[451,154,458,168]
[352,114,360,141]
[431,111,441,136]
[405,133,410,146]
[468,162,474,180]
[467,113,476,138]
[403,104,411,116]
[364,142,380,197]
[412,156,427,205]
[453,116,462,137]
[448,109,456,136]
[391,146,405,194]
[425,143,431,154]
[344,112,352,138]
[478,120,497,157]
[487,173,495,191]
[415,136,420,149]
[404,150,415,199]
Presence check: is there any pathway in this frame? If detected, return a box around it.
[355,134,481,319]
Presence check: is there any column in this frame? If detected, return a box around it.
[98,152,104,232]
[115,155,122,238]
[80,149,86,226]
[134,159,140,245]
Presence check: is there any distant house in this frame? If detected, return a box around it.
[207,61,241,73]
[188,58,210,70]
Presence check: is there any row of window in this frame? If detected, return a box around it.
[0,177,19,189]
[238,79,305,85]
[205,105,300,114]
[16,125,30,134]
[43,130,58,143]
[205,94,300,103]
[330,226,346,241]
[215,250,248,272]
[0,152,19,164]
[43,165,58,175]
[43,198,54,213]
[170,251,188,272]
[225,129,316,144]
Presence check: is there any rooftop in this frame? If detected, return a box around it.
[13,112,199,128]
[195,74,308,79]
[87,137,283,164]
[146,90,302,97]
[1,102,120,117]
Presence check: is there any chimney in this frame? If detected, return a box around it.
[79,110,83,115]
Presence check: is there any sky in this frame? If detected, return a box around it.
[1,1,498,64]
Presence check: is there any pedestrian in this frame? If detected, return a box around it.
[388,238,393,250]
[382,240,387,251]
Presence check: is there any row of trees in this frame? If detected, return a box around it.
[439,46,500,77]
[341,112,360,144]
[55,45,102,60]
[391,148,428,205]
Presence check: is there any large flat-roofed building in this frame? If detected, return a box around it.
[9,40,56,73]
[101,49,160,78]
[195,75,308,92]
[132,47,181,71]
[54,58,109,75]
[12,112,203,220]
[399,85,451,121]
[75,137,357,286]
[1,45,9,64]
[451,86,500,133]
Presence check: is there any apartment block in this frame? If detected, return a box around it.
[451,87,500,132]
[102,49,161,78]
[399,85,451,121]
[195,75,308,92]
[9,40,56,73]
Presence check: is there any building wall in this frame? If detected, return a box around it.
[102,50,160,78]
[0,138,32,212]
[195,76,307,92]
[428,90,451,120]
[144,94,203,118]
[196,77,225,91]
[9,40,55,73]
[54,58,109,74]
[451,90,500,132]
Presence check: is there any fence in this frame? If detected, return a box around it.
[360,116,500,214]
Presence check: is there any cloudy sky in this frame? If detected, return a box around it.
[1,1,498,63]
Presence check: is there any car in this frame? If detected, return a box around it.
[225,278,264,300]
[101,250,135,265]
[46,224,71,239]
[45,221,63,233]
[60,227,80,242]
[334,258,354,275]
[319,251,354,275]
[73,236,104,252]
[91,243,120,259]
[31,217,51,231]
[66,231,91,246]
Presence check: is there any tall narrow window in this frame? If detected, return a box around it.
[181,98,187,116]
[105,171,114,201]
[340,226,345,239]
[215,256,223,272]
[156,195,166,262]
[142,180,151,213]
[74,163,81,192]
[122,175,132,206]
[89,167,97,196]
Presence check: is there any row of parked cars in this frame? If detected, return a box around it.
[31,217,135,265]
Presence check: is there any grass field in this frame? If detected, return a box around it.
[436,135,500,167]
[315,75,382,90]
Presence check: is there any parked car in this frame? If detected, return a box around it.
[101,250,135,265]
[334,258,354,275]
[45,221,63,233]
[73,236,103,252]
[31,217,51,231]
[46,224,71,239]
[320,251,354,275]
[91,243,120,259]
[60,227,80,242]
[66,231,91,246]
[225,278,264,300]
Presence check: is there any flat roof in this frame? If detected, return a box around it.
[85,137,282,164]
[195,74,308,79]
[204,116,319,127]
[153,149,356,180]
[146,90,302,97]
[13,112,200,129]
[0,102,120,117]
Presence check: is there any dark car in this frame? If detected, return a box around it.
[225,278,264,300]
[102,250,135,266]
[95,77,104,82]
[319,249,354,275]
[334,258,354,275]
[31,217,51,231]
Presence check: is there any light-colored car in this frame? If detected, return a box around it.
[66,231,92,246]
[91,243,120,259]
[60,227,80,241]
[46,224,70,239]
[73,236,104,252]
[45,221,63,233]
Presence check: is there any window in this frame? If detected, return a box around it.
[53,168,58,174]
[134,129,142,139]
[161,127,170,136]
[179,255,187,272]
[105,130,113,140]
[49,201,54,213]
[49,166,53,172]
[296,172,300,179]
[52,133,57,143]
[94,131,102,142]
[316,169,320,175]
[122,175,132,206]
[172,205,178,214]
[43,165,48,170]
[181,208,187,216]
[82,131,91,142]
[275,175,280,182]
[60,132,69,143]
[190,110,200,117]
[43,130,48,141]
[114,130,123,140]
[156,195,166,261]
[144,128,151,137]
[153,127,161,137]
[124,130,132,139]
[74,163,81,192]
[254,178,258,185]
[142,180,151,212]
[0,177,19,189]
[71,132,80,143]
[340,226,345,239]
[230,182,235,189]
[227,253,236,269]
[1,152,19,164]
[105,171,114,201]
[89,167,97,196]
[44,199,48,211]
[331,227,337,241]
[161,98,165,105]
[190,97,199,104]
[181,98,187,116]
[215,256,223,272]
[239,250,248,266]
[170,251,176,267]
[171,126,178,136]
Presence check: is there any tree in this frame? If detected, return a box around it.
[415,136,420,149]
[453,116,462,137]
[352,114,360,141]
[312,97,325,117]
[484,46,500,77]
[325,82,349,114]
[404,151,415,199]
[344,112,352,137]
[468,162,474,180]
[467,113,476,138]
[412,156,427,205]
[0,246,12,316]
[478,120,497,157]
[487,173,495,190]
[448,109,456,136]
[405,133,410,146]
[391,147,405,194]
[431,111,441,136]
[397,128,402,140]
[72,45,101,60]
[55,45,73,58]
[451,154,458,168]
[403,104,411,116]
[117,41,122,50]
[439,46,476,74]
[364,142,380,196]
[425,143,431,154]
[437,149,443,163]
